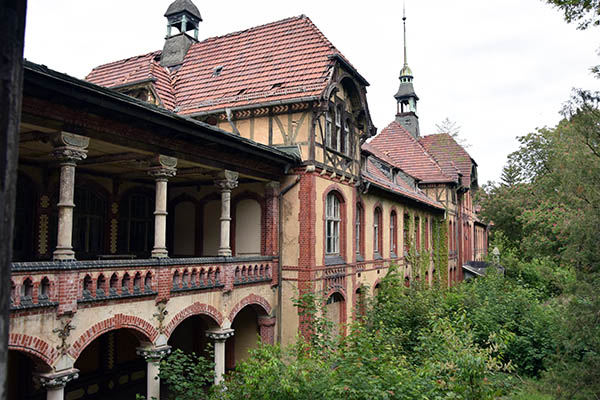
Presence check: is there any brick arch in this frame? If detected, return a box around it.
[325,286,347,302]
[228,294,272,322]
[69,314,158,360]
[372,278,383,295]
[165,302,224,338]
[9,333,58,370]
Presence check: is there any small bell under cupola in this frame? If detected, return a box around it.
[160,0,202,67]
[394,6,420,138]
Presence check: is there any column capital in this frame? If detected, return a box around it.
[136,345,171,362]
[265,181,281,196]
[148,155,177,180]
[34,368,79,389]
[52,132,89,162]
[206,328,234,341]
[258,316,276,327]
[214,170,239,191]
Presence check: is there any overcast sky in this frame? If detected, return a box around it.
[23,0,600,183]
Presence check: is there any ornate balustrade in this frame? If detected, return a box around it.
[10,256,277,312]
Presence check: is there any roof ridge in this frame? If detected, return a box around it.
[197,14,309,44]
[85,50,160,79]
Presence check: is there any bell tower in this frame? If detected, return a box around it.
[394,5,420,138]
[160,0,202,67]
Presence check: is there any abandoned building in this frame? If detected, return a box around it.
[8,1,488,399]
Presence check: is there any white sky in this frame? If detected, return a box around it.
[23,0,600,183]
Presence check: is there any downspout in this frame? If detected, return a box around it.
[277,174,301,344]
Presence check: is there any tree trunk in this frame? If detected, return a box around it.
[0,1,27,399]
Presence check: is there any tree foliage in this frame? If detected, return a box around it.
[545,0,600,29]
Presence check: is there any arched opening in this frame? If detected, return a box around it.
[228,304,267,370]
[20,278,33,306]
[325,292,345,331]
[168,313,220,364]
[234,199,261,256]
[173,200,196,256]
[202,200,221,256]
[6,350,50,400]
[66,328,150,400]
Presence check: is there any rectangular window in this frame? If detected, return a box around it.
[335,108,341,151]
[390,212,396,255]
[325,112,332,148]
[326,194,340,254]
[416,217,421,250]
[425,218,430,250]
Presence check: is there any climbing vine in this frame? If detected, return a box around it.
[432,217,449,287]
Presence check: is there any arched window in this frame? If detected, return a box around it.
[39,277,50,302]
[390,211,397,257]
[373,207,382,255]
[119,189,154,256]
[403,213,410,252]
[355,203,363,257]
[326,193,341,255]
[73,186,107,258]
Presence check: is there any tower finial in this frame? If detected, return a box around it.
[403,2,408,68]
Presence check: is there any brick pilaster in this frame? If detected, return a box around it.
[258,316,276,345]
[57,271,79,315]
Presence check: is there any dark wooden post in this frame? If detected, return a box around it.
[0,1,27,399]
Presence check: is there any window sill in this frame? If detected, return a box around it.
[325,255,346,266]
[356,254,364,262]
[374,252,383,260]
[391,252,398,259]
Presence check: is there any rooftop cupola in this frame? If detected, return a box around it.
[160,0,202,67]
[394,5,420,138]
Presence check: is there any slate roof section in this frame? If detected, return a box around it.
[362,158,444,211]
[86,15,347,115]
[367,121,455,184]
[419,133,475,187]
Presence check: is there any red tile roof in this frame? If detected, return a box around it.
[86,15,345,114]
[362,158,444,210]
[419,133,474,186]
[366,121,455,184]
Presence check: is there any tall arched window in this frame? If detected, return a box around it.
[73,186,107,258]
[403,213,410,252]
[326,193,341,255]
[390,211,397,257]
[119,189,154,256]
[335,106,342,151]
[355,203,363,257]
[373,207,382,255]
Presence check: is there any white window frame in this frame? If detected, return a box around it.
[335,107,342,151]
[355,204,361,254]
[374,208,381,253]
[325,111,332,148]
[326,193,340,254]
[390,212,396,254]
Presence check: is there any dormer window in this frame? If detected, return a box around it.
[335,106,342,151]
[325,112,333,148]
[213,65,223,76]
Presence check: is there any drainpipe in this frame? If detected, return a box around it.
[276,174,301,344]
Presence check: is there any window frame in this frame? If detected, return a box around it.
[373,207,382,257]
[390,210,398,257]
[326,192,341,255]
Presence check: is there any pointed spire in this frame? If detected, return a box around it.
[403,2,408,69]
[400,2,412,77]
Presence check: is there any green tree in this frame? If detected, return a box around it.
[544,0,600,29]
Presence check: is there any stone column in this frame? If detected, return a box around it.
[148,155,177,258]
[136,345,171,400]
[52,133,89,261]
[206,328,234,385]
[214,171,238,257]
[35,369,79,400]
[258,316,276,345]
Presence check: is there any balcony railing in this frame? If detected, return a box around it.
[10,256,277,312]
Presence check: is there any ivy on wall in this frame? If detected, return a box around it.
[432,217,449,287]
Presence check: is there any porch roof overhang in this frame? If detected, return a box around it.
[21,61,300,181]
